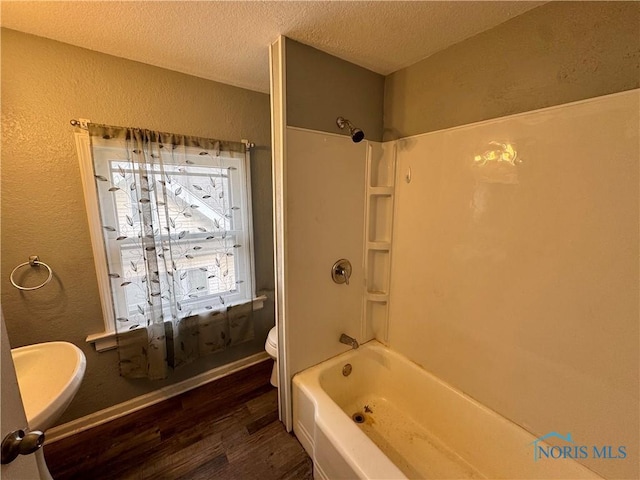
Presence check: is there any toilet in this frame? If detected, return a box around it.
[265,326,278,387]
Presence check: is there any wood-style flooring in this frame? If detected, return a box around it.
[44,361,312,480]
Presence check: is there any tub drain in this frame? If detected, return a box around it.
[352,412,365,424]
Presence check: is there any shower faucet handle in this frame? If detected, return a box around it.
[331,259,352,285]
[341,266,350,285]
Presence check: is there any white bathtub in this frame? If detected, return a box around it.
[293,341,601,480]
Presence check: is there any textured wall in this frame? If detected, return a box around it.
[384,1,640,140]
[1,29,274,423]
[286,39,385,141]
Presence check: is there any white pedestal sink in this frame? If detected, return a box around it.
[11,341,86,479]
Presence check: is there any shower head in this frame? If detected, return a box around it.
[336,117,365,143]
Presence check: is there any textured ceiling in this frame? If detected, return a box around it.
[1,1,543,93]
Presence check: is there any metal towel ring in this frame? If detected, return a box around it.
[10,256,53,291]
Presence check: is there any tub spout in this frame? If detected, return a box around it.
[340,334,359,349]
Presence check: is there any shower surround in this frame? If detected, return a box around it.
[277,67,639,478]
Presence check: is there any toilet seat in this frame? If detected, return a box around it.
[267,327,277,348]
[265,326,278,387]
[265,327,278,358]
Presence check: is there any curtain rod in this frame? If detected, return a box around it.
[69,118,255,149]
[70,118,89,129]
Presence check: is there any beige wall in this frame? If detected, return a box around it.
[286,38,385,141]
[1,29,274,423]
[384,1,640,140]
[284,128,367,378]
[389,90,639,480]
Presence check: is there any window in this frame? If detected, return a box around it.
[75,128,258,351]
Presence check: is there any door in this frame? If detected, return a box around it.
[1,312,41,479]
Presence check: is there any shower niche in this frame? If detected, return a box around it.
[362,142,396,343]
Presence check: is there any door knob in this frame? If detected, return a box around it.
[1,429,45,464]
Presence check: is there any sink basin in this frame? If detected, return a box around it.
[11,341,86,431]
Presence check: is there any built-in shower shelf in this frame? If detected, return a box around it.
[366,291,388,302]
[367,241,391,251]
[368,187,394,196]
[362,142,397,345]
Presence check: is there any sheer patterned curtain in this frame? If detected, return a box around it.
[89,124,255,379]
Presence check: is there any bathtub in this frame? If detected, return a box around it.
[293,341,601,480]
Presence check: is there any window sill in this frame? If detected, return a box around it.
[86,295,267,353]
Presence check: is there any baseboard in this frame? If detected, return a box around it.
[313,461,328,480]
[45,352,270,444]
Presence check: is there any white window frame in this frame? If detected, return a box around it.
[75,128,263,351]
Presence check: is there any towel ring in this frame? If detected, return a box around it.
[10,256,53,291]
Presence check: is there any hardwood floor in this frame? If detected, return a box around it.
[44,361,312,480]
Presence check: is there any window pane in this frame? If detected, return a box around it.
[92,146,251,324]
[109,161,235,236]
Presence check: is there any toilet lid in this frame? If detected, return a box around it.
[267,327,278,349]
